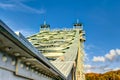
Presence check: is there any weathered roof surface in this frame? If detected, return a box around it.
[63,30,79,61]
[51,61,74,77]
[50,30,80,77]
[27,28,81,77]
[27,30,77,60]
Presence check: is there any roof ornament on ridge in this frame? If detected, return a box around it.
[40,20,50,32]
[73,19,83,30]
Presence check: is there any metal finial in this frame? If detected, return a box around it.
[44,20,46,25]
[77,19,79,23]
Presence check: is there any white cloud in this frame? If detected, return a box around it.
[0,3,14,9]
[116,49,120,55]
[90,49,120,73]
[86,70,92,73]
[0,0,46,14]
[85,44,95,50]
[103,67,111,71]
[105,49,117,61]
[84,64,94,73]
[16,1,46,14]
[92,49,120,62]
[84,64,110,73]
[84,64,92,69]
[84,52,89,61]
[113,67,120,71]
[106,49,120,61]
[92,56,105,62]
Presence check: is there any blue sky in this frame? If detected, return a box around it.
[0,0,120,73]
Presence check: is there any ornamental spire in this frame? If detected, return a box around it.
[44,20,46,25]
[73,19,83,30]
[77,19,79,23]
[40,20,50,32]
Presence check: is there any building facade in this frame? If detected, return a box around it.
[0,20,85,80]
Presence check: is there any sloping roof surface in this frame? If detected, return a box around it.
[51,61,74,77]
[27,29,80,78]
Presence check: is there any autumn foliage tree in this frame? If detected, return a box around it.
[85,70,120,80]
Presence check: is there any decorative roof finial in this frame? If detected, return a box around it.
[73,19,83,29]
[44,20,46,25]
[40,20,50,32]
[77,19,79,23]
